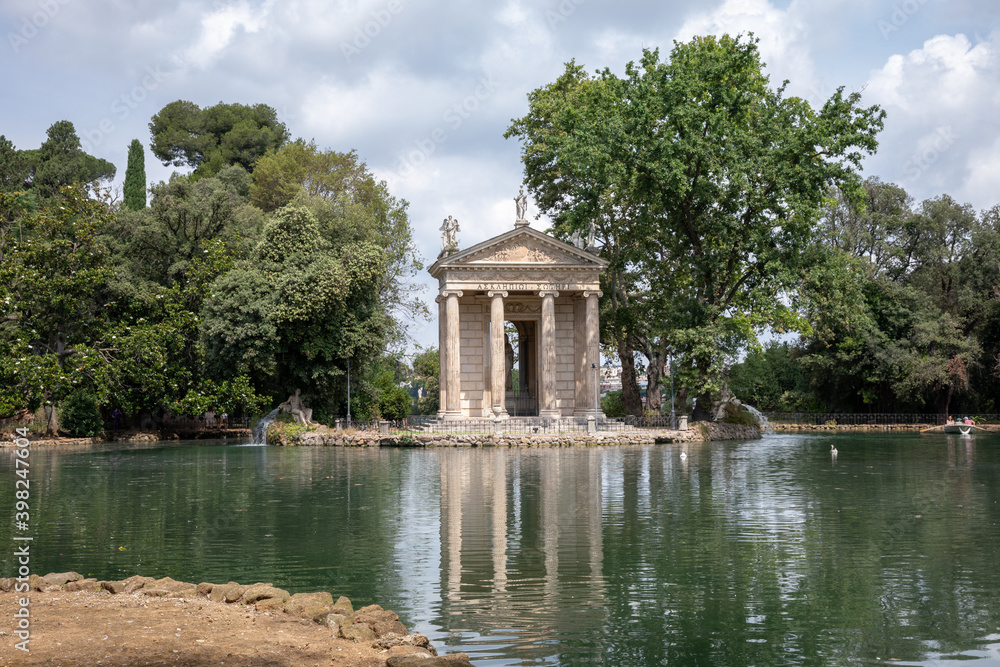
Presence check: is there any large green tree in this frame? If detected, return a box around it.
[252,141,426,346]
[200,206,390,419]
[123,138,146,211]
[799,181,994,414]
[149,100,289,178]
[0,187,113,430]
[507,35,885,417]
[21,121,116,197]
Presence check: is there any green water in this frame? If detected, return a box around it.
[2,433,1000,666]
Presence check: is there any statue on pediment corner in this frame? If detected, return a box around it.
[440,215,460,255]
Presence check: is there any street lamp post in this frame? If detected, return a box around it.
[592,362,600,418]
[668,354,676,430]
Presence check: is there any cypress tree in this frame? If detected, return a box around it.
[123,138,146,210]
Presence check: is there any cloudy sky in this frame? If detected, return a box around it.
[3,0,998,350]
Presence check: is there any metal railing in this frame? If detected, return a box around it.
[105,414,251,432]
[508,383,538,417]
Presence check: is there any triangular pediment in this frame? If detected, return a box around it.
[464,237,578,264]
[429,226,607,277]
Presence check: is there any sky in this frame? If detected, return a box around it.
[3,0,999,353]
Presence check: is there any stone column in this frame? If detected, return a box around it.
[436,295,447,418]
[574,296,588,416]
[488,291,509,418]
[443,290,463,419]
[538,290,560,418]
[585,290,603,417]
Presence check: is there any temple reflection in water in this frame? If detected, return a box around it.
[436,448,615,650]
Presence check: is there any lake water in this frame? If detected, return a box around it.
[2,433,999,666]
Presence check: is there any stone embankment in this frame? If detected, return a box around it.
[771,423,1000,433]
[2,428,252,446]
[268,422,760,446]
[1,572,472,666]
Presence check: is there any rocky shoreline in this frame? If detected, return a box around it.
[1,572,472,666]
[770,423,1000,433]
[4,422,761,447]
[266,422,761,446]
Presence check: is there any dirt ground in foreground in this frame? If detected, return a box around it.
[0,590,396,667]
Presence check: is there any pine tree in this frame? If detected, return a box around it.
[123,139,146,210]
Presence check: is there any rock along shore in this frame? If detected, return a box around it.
[267,422,761,447]
[1,572,473,667]
[771,423,1000,433]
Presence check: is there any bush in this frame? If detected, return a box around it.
[720,403,759,426]
[379,385,414,421]
[602,390,625,419]
[60,391,103,437]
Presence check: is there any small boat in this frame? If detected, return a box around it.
[920,422,979,435]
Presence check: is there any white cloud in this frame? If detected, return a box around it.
[963,136,1000,210]
[176,0,274,69]
[674,0,818,97]
[863,32,1000,207]
[867,33,992,116]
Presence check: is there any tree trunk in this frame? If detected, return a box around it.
[642,342,667,415]
[44,404,59,436]
[938,384,954,418]
[690,355,714,421]
[618,336,643,417]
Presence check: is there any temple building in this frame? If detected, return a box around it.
[428,206,609,420]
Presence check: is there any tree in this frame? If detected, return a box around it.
[22,121,116,197]
[0,135,29,192]
[412,347,440,414]
[0,186,114,431]
[149,100,289,178]
[799,182,990,414]
[200,206,390,418]
[819,177,913,278]
[106,166,262,288]
[252,141,426,346]
[123,139,146,210]
[727,341,810,411]
[507,35,885,418]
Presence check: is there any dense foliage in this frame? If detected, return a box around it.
[149,100,290,179]
[507,35,885,418]
[1,105,423,434]
[731,179,1000,415]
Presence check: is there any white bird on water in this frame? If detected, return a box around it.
[680,451,687,461]
[830,443,838,457]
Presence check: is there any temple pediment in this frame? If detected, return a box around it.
[465,237,579,264]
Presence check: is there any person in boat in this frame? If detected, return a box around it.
[964,416,974,425]
[946,415,954,425]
